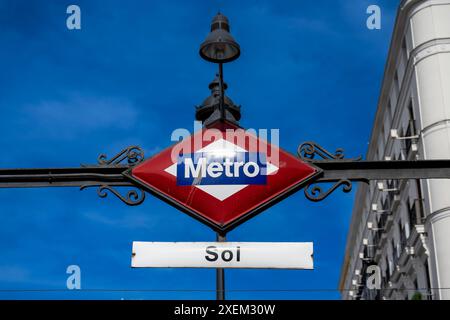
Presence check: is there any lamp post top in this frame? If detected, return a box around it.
[199,13,240,64]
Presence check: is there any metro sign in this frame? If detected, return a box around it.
[124,121,321,233]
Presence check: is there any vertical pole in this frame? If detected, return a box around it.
[218,63,225,121]
[217,63,226,299]
[216,233,226,300]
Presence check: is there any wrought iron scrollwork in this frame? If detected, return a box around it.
[97,146,144,166]
[304,180,353,202]
[298,142,361,162]
[80,184,145,206]
[79,146,146,206]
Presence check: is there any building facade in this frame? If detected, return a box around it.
[339,0,450,300]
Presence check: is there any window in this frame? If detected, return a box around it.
[404,101,417,155]
[396,39,408,88]
[398,127,406,160]
[401,39,408,71]
[378,144,384,161]
[405,218,411,239]
[393,71,400,98]
[400,224,407,250]
[388,101,394,120]
[391,238,400,268]
[402,39,409,64]
[390,93,398,116]
[424,261,432,300]
[385,256,391,281]
[409,199,425,226]
[384,120,390,143]
[389,257,394,276]
[408,102,415,127]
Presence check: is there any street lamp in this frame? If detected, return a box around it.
[199,13,240,63]
[199,13,240,122]
[199,13,241,301]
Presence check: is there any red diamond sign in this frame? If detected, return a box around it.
[124,121,321,233]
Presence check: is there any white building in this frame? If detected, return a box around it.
[339,0,450,300]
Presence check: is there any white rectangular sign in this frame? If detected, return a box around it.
[131,242,313,269]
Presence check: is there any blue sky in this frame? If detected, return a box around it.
[0,0,398,299]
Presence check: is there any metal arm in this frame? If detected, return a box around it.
[2,143,450,205]
[313,159,450,182]
[0,167,129,188]
[298,141,450,202]
[0,146,144,206]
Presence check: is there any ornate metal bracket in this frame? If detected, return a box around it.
[304,180,353,202]
[80,184,145,206]
[97,146,145,166]
[298,142,362,162]
[299,142,361,202]
[80,146,146,205]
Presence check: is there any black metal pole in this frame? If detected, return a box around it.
[218,63,225,121]
[4,160,450,188]
[216,233,226,300]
